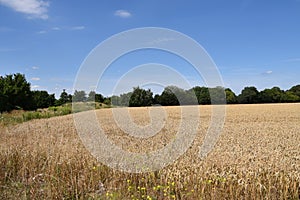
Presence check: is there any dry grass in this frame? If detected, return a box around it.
[0,104,299,199]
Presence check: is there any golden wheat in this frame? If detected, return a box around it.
[0,103,299,199]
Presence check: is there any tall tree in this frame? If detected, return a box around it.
[238,86,259,104]
[225,88,238,104]
[153,94,161,105]
[73,90,87,102]
[129,87,153,107]
[120,92,133,106]
[0,73,33,111]
[184,89,198,105]
[281,91,300,102]
[193,86,211,105]
[288,85,300,98]
[259,87,284,103]
[95,93,104,103]
[0,76,8,112]
[209,86,226,104]
[111,95,121,106]
[32,90,56,109]
[55,89,72,106]
[87,91,96,102]
[159,86,180,106]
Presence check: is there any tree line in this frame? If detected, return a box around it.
[0,73,109,112]
[1,73,300,112]
[112,85,300,107]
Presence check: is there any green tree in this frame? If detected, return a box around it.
[55,89,72,106]
[120,92,133,106]
[32,90,56,109]
[192,86,211,104]
[209,86,226,104]
[73,90,87,102]
[111,95,121,106]
[87,91,96,102]
[153,94,161,105]
[87,91,104,103]
[129,87,153,107]
[281,91,300,102]
[103,97,111,105]
[95,93,104,103]
[288,85,300,98]
[259,87,284,103]
[183,89,198,105]
[238,86,259,104]
[225,88,238,104]
[0,77,9,112]
[0,73,33,111]
[159,86,179,106]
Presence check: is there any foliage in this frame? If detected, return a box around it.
[288,84,300,98]
[55,89,72,106]
[72,90,87,102]
[95,93,104,103]
[238,86,259,104]
[209,86,226,104]
[193,86,211,104]
[0,73,33,112]
[259,87,283,103]
[129,87,153,107]
[225,88,238,104]
[159,86,180,106]
[1,73,300,114]
[103,97,111,106]
[281,91,300,102]
[87,91,102,102]
[32,90,56,109]
[0,102,108,126]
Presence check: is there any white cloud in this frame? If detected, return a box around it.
[37,30,47,34]
[266,70,273,74]
[31,77,40,81]
[32,66,39,70]
[32,85,40,89]
[0,0,49,19]
[52,27,60,31]
[37,26,85,34]
[114,10,132,18]
[71,26,85,30]
[260,70,273,76]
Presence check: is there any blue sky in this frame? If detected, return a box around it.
[0,0,300,97]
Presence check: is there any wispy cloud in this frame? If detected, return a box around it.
[37,26,85,34]
[0,0,49,19]
[262,70,273,75]
[114,10,132,18]
[32,85,40,89]
[37,30,47,34]
[283,58,300,62]
[266,70,273,74]
[31,77,40,81]
[52,27,60,31]
[70,26,85,30]
[32,66,39,70]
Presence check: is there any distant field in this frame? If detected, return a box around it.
[0,104,299,199]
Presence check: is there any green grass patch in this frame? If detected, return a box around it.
[0,102,109,126]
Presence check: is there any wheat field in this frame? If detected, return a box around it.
[0,104,299,199]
